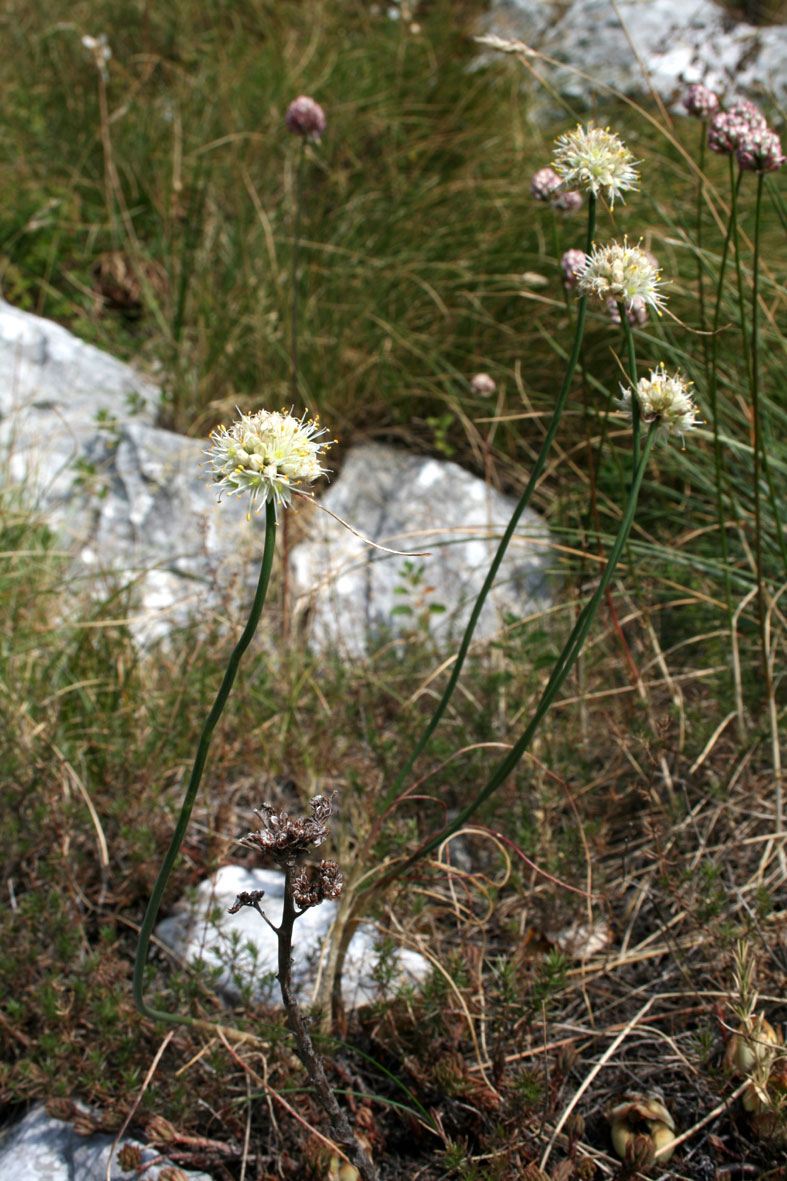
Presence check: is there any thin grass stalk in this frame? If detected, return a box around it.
[133,501,277,1024]
[380,194,597,811]
[375,423,658,885]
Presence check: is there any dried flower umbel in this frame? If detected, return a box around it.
[205,407,331,516]
[576,240,665,313]
[230,796,376,1181]
[552,124,639,207]
[617,365,699,444]
[240,794,336,866]
[285,95,327,141]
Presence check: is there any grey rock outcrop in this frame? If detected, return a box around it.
[0,1104,212,1181]
[481,0,787,113]
[156,864,430,1008]
[0,299,267,644]
[290,442,553,658]
[2,303,554,654]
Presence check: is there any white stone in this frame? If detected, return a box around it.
[289,442,553,657]
[156,865,431,1009]
[480,0,787,113]
[0,299,268,644]
[0,1104,212,1181]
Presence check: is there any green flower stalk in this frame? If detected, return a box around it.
[380,368,699,881]
[133,409,332,1026]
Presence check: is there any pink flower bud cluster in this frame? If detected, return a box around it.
[560,249,587,290]
[606,297,648,327]
[470,372,497,397]
[285,95,327,141]
[530,167,582,214]
[707,101,763,154]
[736,126,785,174]
[682,83,719,120]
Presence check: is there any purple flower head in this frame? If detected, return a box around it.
[551,188,583,214]
[606,297,648,327]
[530,167,562,201]
[285,95,326,141]
[737,126,785,173]
[560,248,587,290]
[708,101,767,155]
[471,372,497,397]
[682,84,720,120]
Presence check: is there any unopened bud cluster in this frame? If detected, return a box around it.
[285,95,327,141]
[701,96,784,173]
[530,167,582,213]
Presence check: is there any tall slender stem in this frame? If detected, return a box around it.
[374,424,658,889]
[291,138,306,403]
[134,501,278,1024]
[708,166,743,665]
[621,308,639,476]
[380,195,597,812]
[276,866,378,1181]
[749,170,770,700]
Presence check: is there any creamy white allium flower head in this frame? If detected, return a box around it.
[205,408,331,515]
[617,366,700,444]
[552,124,639,207]
[576,240,665,312]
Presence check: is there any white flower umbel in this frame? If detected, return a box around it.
[552,124,639,207]
[617,366,700,444]
[576,240,665,313]
[205,408,330,515]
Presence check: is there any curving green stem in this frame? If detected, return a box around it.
[379,194,597,812]
[134,499,278,1025]
[373,422,658,889]
[621,306,639,476]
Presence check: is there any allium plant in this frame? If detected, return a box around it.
[682,82,719,120]
[736,127,785,174]
[606,296,648,327]
[560,248,587,289]
[134,410,331,1032]
[552,123,639,207]
[205,408,330,516]
[576,240,665,313]
[707,100,767,156]
[285,94,327,141]
[616,366,700,444]
[470,371,497,396]
[317,116,701,1024]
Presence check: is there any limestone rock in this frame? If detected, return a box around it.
[289,442,553,657]
[0,1104,213,1181]
[156,864,430,1009]
[480,0,787,113]
[0,299,266,643]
